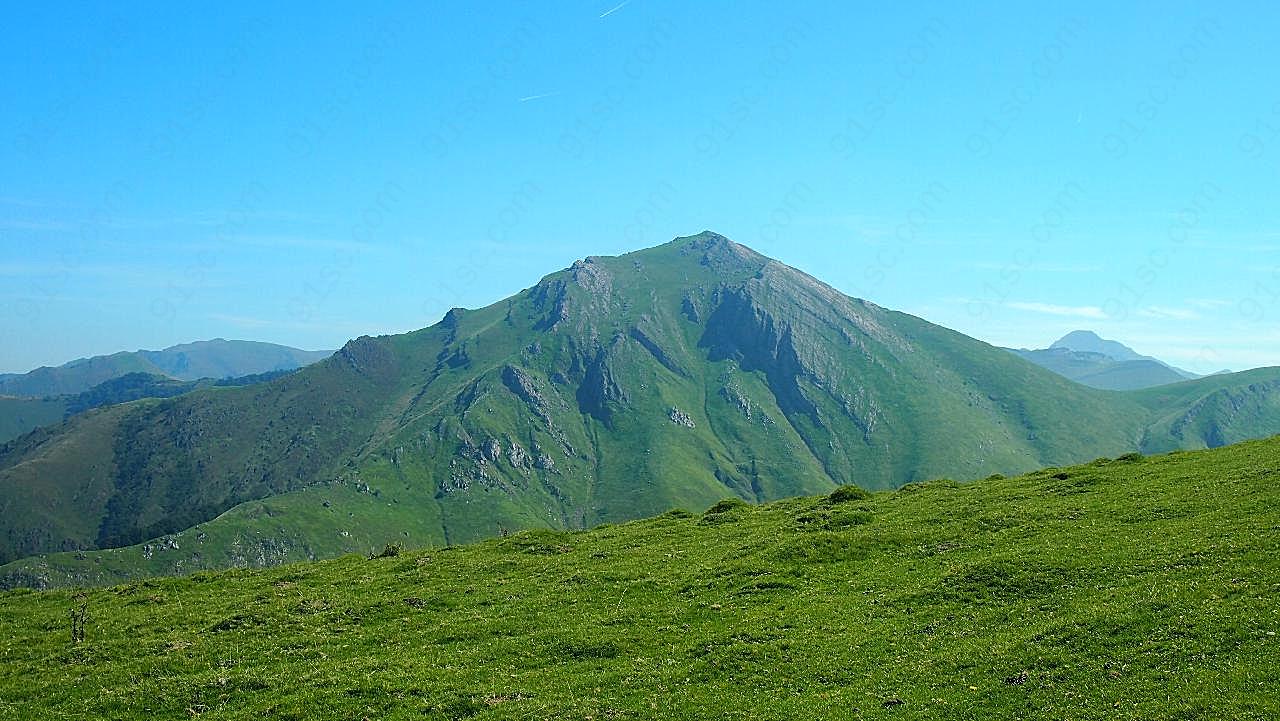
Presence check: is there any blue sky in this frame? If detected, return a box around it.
[3,1,1278,375]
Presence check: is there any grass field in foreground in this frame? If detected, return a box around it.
[1,437,1278,720]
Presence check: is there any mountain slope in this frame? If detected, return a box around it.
[3,233,1280,580]
[1131,368,1280,452]
[0,340,332,397]
[3,438,1278,719]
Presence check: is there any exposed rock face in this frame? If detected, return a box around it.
[502,365,548,420]
[336,336,399,380]
[668,407,696,428]
[681,294,701,323]
[576,345,628,426]
[535,454,556,471]
[506,437,531,471]
[700,286,819,425]
[571,257,613,297]
[530,279,571,331]
[482,438,503,463]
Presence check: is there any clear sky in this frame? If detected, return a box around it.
[3,2,1278,375]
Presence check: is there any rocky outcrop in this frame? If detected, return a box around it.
[669,407,696,428]
[336,336,398,381]
[482,438,503,463]
[502,365,549,421]
[530,279,571,331]
[681,294,701,323]
[571,258,613,297]
[700,287,820,425]
[576,346,628,427]
[506,436,531,471]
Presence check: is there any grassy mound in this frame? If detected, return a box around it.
[2,438,1278,719]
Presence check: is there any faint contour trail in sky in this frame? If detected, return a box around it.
[599,1,630,19]
[518,92,561,103]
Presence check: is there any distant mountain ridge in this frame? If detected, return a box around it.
[0,370,299,444]
[0,339,333,398]
[1051,330,1148,362]
[1051,330,1200,378]
[1009,331,1204,390]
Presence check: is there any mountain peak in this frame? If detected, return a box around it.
[1056,329,1104,344]
[661,230,766,268]
[1050,330,1143,362]
[1033,330,1201,383]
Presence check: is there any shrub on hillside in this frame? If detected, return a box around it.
[827,485,870,504]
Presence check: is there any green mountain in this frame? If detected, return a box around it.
[1009,331,1202,390]
[0,339,332,398]
[0,370,298,445]
[3,437,1278,719]
[3,233,1280,586]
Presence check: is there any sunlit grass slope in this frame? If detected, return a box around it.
[1,436,1277,720]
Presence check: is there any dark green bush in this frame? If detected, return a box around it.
[827,485,870,504]
[704,497,748,515]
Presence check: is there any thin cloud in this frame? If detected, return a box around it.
[225,234,383,253]
[207,312,370,334]
[1187,298,1231,310]
[0,261,140,278]
[1138,306,1201,321]
[1007,301,1107,319]
[0,219,74,231]
[967,260,1102,273]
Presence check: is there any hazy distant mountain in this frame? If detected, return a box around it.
[1010,331,1205,390]
[0,340,333,398]
[1050,330,1148,362]
[3,233,1279,585]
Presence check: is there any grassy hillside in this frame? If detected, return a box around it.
[0,341,406,564]
[1130,368,1280,452]
[5,233,1280,583]
[2,438,1277,719]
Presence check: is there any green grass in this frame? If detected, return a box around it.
[2,436,1277,719]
